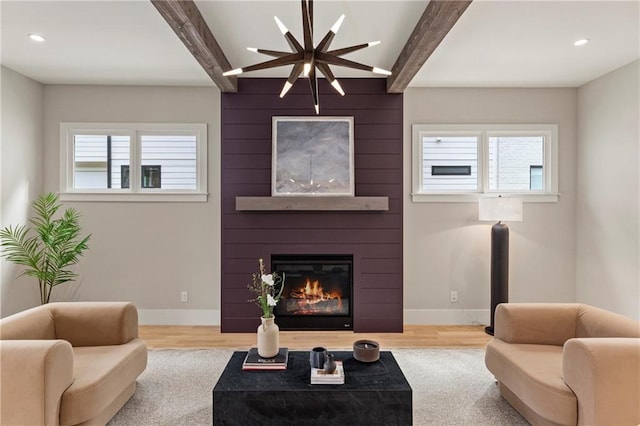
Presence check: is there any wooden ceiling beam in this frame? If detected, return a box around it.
[387,0,473,93]
[151,0,237,92]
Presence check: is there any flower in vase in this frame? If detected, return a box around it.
[248,258,285,318]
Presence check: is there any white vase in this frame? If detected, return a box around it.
[257,316,279,358]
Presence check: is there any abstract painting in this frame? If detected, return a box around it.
[272,117,354,196]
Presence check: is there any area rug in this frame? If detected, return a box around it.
[108,348,528,426]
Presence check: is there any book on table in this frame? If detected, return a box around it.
[310,361,345,384]
[242,347,289,370]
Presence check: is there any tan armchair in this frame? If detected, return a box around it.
[0,302,147,426]
[485,303,640,426]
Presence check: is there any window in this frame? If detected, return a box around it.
[412,124,558,202]
[60,123,207,202]
[488,135,544,191]
[421,135,479,191]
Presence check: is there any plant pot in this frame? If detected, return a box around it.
[257,316,279,358]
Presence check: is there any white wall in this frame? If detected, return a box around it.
[576,60,640,320]
[404,88,578,324]
[42,85,221,324]
[0,66,44,316]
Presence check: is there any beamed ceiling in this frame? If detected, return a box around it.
[1,1,638,89]
[150,0,473,94]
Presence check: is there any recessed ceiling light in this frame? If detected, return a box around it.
[574,38,589,46]
[28,33,45,42]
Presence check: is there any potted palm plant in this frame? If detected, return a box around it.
[0,192,91,304]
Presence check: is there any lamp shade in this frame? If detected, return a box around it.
[478,197,523,222]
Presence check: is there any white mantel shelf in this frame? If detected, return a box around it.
[235,196,389,211]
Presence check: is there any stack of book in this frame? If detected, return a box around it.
[242,347,289,370]
[310,361,345,385]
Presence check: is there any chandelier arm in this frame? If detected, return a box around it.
[240,53,304,73]
[287,62,305,84]
[301,0,314,51]
[315,53,374,71]
[279,62,305,98]
[327,43,372,57]
[307,66,319,114]
[254,48,292,58]
[317,64,345,96]
[283,32,304,53]
[316,30,336,53]
[316,63,335,81]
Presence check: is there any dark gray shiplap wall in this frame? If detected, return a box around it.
[221,78,403,332]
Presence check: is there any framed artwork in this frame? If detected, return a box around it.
[272,116,354,196]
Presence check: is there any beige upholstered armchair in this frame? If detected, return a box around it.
[485,303,640,426]
[0,302,147,426]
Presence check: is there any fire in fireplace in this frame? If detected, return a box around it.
[272,254,353,330]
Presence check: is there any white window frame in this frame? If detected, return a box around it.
[412,124,558,203]
[60,122,208,202]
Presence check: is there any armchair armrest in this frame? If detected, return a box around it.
[0,340,74,426]
[50,302,139,347]
[494,303,580,345]
[563,338,640,426]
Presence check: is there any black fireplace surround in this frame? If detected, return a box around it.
[272,254,353,331]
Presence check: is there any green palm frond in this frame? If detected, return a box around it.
[0,192,91,304]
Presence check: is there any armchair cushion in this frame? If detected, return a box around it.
[486,339,577,425]
[60,342,147,425]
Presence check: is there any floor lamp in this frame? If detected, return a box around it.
[479,196,523,336]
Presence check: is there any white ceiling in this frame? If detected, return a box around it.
[1,0,638,89]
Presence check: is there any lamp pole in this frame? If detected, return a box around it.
[478,196,523,336]
[486,221,509,336]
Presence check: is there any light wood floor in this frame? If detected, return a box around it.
[139,325,491,350]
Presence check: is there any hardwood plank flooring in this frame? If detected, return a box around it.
[139,325,491,350]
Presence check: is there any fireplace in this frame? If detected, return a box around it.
[272,254,353,331]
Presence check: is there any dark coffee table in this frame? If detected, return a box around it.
[212,350,412,425]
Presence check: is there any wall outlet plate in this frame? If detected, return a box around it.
[450,291,458,302]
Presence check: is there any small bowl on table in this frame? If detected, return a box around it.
[353,339,380,363]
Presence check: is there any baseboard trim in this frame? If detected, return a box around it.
[138,309,488,326]
[138,309,220,326]
[404,309,490,325]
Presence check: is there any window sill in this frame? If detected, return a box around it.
[411,193,559,203]
[59,192,208,203]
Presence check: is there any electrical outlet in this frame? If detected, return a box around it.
[450,291,458,303]
[181,291,189,303]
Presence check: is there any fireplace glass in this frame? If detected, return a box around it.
[272,254,353,330]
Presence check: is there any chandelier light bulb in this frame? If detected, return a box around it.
[372,67,392,76]
[280,81,293,98]
[222,68,243,76]
[331,79,345,96]
[331,15,346,34]
[28,33,45,42]
[274,16,288,35]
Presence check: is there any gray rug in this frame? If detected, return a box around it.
[108,349,529,426]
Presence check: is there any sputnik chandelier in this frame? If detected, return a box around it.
[222,0,391,114]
